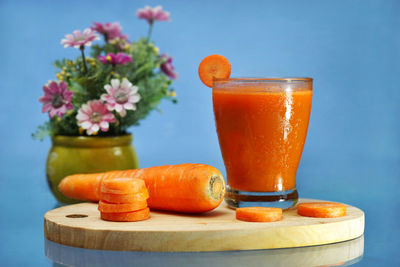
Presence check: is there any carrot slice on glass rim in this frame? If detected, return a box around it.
[100,177,146,194]
[98,200,148,213]
[198,54,231,87]
[236,207,282,222]
[100,208,150,222]
[297,202,346,218]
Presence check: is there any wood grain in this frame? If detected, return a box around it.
[44,199,364,252]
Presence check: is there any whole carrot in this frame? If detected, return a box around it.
[59,163,226,213]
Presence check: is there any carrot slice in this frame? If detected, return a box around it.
[98,200,148,213]
[101,177,146,194]
[198,55,231,87]
[297,202,346,218]
[100,208,150,222]
[100,191,149,203]
[236,207,282,222]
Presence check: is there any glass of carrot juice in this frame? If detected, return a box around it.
[212,78,312,209]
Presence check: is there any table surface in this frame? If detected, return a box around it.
[45,236,365,267]
[1,159,399,267]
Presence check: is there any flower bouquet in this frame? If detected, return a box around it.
[35,5,178,203]
[34,5,177,139]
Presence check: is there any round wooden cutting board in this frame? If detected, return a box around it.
[44,199,364,252]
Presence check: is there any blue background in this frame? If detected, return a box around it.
[0,0,399,266]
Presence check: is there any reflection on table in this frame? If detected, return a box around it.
[45,235,363,267]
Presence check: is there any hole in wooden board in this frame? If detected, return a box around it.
[66,214,88,218]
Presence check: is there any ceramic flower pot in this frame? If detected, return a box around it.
[46,135,139,204]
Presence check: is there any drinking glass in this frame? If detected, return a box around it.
[212,78,313,209]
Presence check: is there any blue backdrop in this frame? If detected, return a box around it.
[0,0,399,266]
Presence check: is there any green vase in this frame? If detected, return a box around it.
[46,135,139,204]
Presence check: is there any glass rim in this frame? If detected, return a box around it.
[214,77,313,83]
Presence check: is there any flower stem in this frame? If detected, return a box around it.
[80,46,88,74]
[146,23,153,43]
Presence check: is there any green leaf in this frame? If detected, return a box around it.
[32,122,52,141]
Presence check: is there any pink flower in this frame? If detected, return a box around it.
[137,6,170,24]
[91,22,129,42]
[160,54,178,80]
[101,78,140,117]
[61,28,100,49]
[39,81,74,118]
[76,100,116,135]
[98,53,132,66]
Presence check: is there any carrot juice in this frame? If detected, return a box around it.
[212,78,312,208]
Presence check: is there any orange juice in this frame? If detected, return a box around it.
[212,78,312,207]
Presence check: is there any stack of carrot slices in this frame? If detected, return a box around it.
[98,177,150,222]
